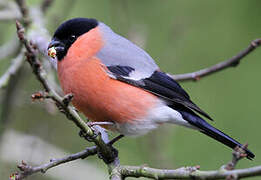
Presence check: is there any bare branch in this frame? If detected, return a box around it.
[11,137,261,180]
[116,145,259,180]
[0,52,24,89]
[225,144,249,171]
[118,165,261,180]
[11,134,124,180]
[12,147,97,180]
[172,39,261,82]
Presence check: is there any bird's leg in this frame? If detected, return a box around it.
[79,121,115,142]
[78,121,101,141]
[84,121,115,142]
[79,120,123,163]
[87,121,115,127]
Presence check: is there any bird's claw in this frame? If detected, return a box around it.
[78,128,99,142]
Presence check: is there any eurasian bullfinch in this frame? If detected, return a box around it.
[47,18,254,159]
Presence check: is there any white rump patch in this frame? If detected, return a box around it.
[115,101,195,136]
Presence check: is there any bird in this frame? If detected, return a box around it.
[47,17,254,159]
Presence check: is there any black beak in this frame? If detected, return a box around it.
[48,38,65,60]
[48,38,65,51]
[48,40,61,49]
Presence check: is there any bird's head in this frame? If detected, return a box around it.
[48,18,98,61]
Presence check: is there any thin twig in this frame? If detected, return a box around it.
[12,138,260,180]
[172,39,261,82]
[119,165,261,180]
[12,147,97,180]
[225,144,248,171]
[11,134,124,180]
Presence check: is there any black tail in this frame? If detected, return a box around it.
[176,107,255,160]
[199,121,255,160]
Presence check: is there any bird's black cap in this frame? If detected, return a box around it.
[53,18,98,40]
[49,18,98,60]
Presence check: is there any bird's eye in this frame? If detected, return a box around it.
[69,35,76,42]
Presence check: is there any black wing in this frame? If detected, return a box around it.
[107,65,212,120]
[106,65,256,159]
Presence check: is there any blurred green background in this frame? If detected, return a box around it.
[0,0,261,179]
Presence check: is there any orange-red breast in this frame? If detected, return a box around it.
[48,18,254,159]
